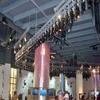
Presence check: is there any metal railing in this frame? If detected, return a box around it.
[15,0,79,61]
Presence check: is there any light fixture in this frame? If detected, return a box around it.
[14,50,16,54]
[51,55,55,59]
[77,15,80,19]
[24,37,27,42]
[19,44,22,48]
[58,15,61,20]
[9,38,12,42]
[59,29,62,32]
[2,17,8,25]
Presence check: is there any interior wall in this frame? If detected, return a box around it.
[16,70,100,99]
[83,76,100,94]
[17,70,34,100]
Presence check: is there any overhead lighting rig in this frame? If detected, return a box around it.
[15,0,81,62]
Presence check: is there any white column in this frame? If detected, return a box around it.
[0,64,10,100]
[85,0,88,10]
[55,76,60,93]
[49,77,56,89]
[2,64,11,100]
[60,73,65,92]
[76,70,83,100]
[77,0,82,13]
[0,65,3,97]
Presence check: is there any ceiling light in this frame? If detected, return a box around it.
[9,38,12,42]
[77,15,80,19]
[58,15,61,20]
[2,17,8,25]
[51,55,55,59]
[19,44,22,48]
[14,50,16,54]
[59,29,62,32]
[24,37,27,42]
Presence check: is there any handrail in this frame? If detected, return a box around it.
[15,0,77,61]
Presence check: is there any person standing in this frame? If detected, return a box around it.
[11,91,18,100]
[97,93,100,100]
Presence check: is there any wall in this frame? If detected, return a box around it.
[83,76,100,94]
[49,76,74,95]
[65,77,76,97]
[17,70,34,100]
[17,70,100,99]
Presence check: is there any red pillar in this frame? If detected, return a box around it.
[34,43,50,89]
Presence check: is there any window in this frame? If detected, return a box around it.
[10,68,17,97]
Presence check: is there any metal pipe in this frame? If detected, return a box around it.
[30,0,49,20]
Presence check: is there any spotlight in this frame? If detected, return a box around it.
[59,29,62,32]
[58,15,61,20]
[51,55,55,59]
[14,50,16,54]
[24,37,27,42]
[9,38,12,42]
[19,44,22,48]
[2,17,8,25]
[77,15,80,19]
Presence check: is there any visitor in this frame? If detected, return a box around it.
[18,94,22,100]
[0,96,2,100]
[97,93,100,100]
[63,93,69,100]
[57,90,64,100]
[69,9,74,30]
[81,0,86,14]
[81,95,85,100]
[11,91,18,100]
[27,90,33,100]
[75,4,80,20]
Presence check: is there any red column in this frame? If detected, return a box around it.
[34,43,50,89]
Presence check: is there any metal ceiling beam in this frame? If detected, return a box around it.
[2,0,29,13]
[67,28,95,39]
[54,47,92,55]
[61,50,100,57]
[50,39,98,49]
[14,0,59,22]
[15,0,95,62]
[49,33,97,48]
[47,39,98,48]
[66,33,97,43]
[0,13,24,34]
[60,51,100,61]
[51,42,97,52]
[78,61,100,65]
[30,0,48,20]
[72,22,94,32]
[22,14,53,29]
